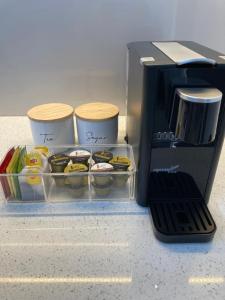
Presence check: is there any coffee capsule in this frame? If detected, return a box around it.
[109,156,131,187]
[92,180,113,197]
[48,154,70,173]
[109,156,131,170]
[69,184,86,198]
[91,163,113,186]
[69,149,91,166]
[64,163,88,187]
[52,175,66,187]
[92,151,113,163]
[113,174,130,188]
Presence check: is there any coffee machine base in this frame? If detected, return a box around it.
[150,199,216,243]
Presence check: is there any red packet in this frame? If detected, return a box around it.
[0,148,15,199]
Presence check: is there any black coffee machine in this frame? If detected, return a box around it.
[126,41,225,242]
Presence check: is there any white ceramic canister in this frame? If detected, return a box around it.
[75,102,119,144]
[27,103,75,145]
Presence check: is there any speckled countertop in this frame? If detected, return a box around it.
[0,117,225,300]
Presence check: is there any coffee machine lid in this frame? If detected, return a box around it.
[153,42,216,66]
[176,88,222,103]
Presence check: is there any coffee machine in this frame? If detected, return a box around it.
[126,41,225,242]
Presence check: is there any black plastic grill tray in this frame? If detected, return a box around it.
[150,199,216,242]
[148,172,216,243]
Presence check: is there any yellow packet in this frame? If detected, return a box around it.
[33,146,50,157]
[25,151,43,168]
[21,166,42,185]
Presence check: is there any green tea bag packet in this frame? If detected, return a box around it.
[12,147,24,199]
[14,147,27,200]
[17,147,27,173]
[6,147,21,199]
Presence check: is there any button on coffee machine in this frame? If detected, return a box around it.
[127,41,225,242]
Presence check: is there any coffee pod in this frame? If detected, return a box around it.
[109,156,131,187]
[109,156,131,170]
[92,181,113,197]
[91,163,114,186]
[69,184,86,198]
[53,175,66,187]
[64,163,88,187]
[69,150,91,166]
[48,154,70,173]
[92,151,113,163]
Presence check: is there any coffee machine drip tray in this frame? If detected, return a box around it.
[149,172,216,242]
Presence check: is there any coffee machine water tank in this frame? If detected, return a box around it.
[175,88,222,145]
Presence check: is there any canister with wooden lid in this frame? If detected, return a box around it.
[27,103,75,145]
[74,102,119,144]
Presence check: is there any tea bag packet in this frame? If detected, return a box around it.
[19,148,49,201]
[25,151,43,168]
[33,146,51,173]
[17,147,27,173]
[19,166,45,201]
[6,147,22,200]
[0,147,15,199]
[33,146,50,158]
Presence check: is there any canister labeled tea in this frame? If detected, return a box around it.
[27,103,75,146]
[75,102,119,144]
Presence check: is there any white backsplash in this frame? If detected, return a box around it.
[0,0,224,115]
[0,0,177,115]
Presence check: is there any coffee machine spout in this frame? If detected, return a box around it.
[175,88,222,145]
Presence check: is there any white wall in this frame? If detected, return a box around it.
[0,0,177,115]
[174,0,225,53]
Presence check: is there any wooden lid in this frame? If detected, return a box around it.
[27,103,74,122]
[74,102,119,121]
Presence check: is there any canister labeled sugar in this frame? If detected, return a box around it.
[75,102,119,144]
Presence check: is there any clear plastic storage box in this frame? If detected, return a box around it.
[0,144,136,204]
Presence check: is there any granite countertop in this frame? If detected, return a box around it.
[0,117,225,300]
